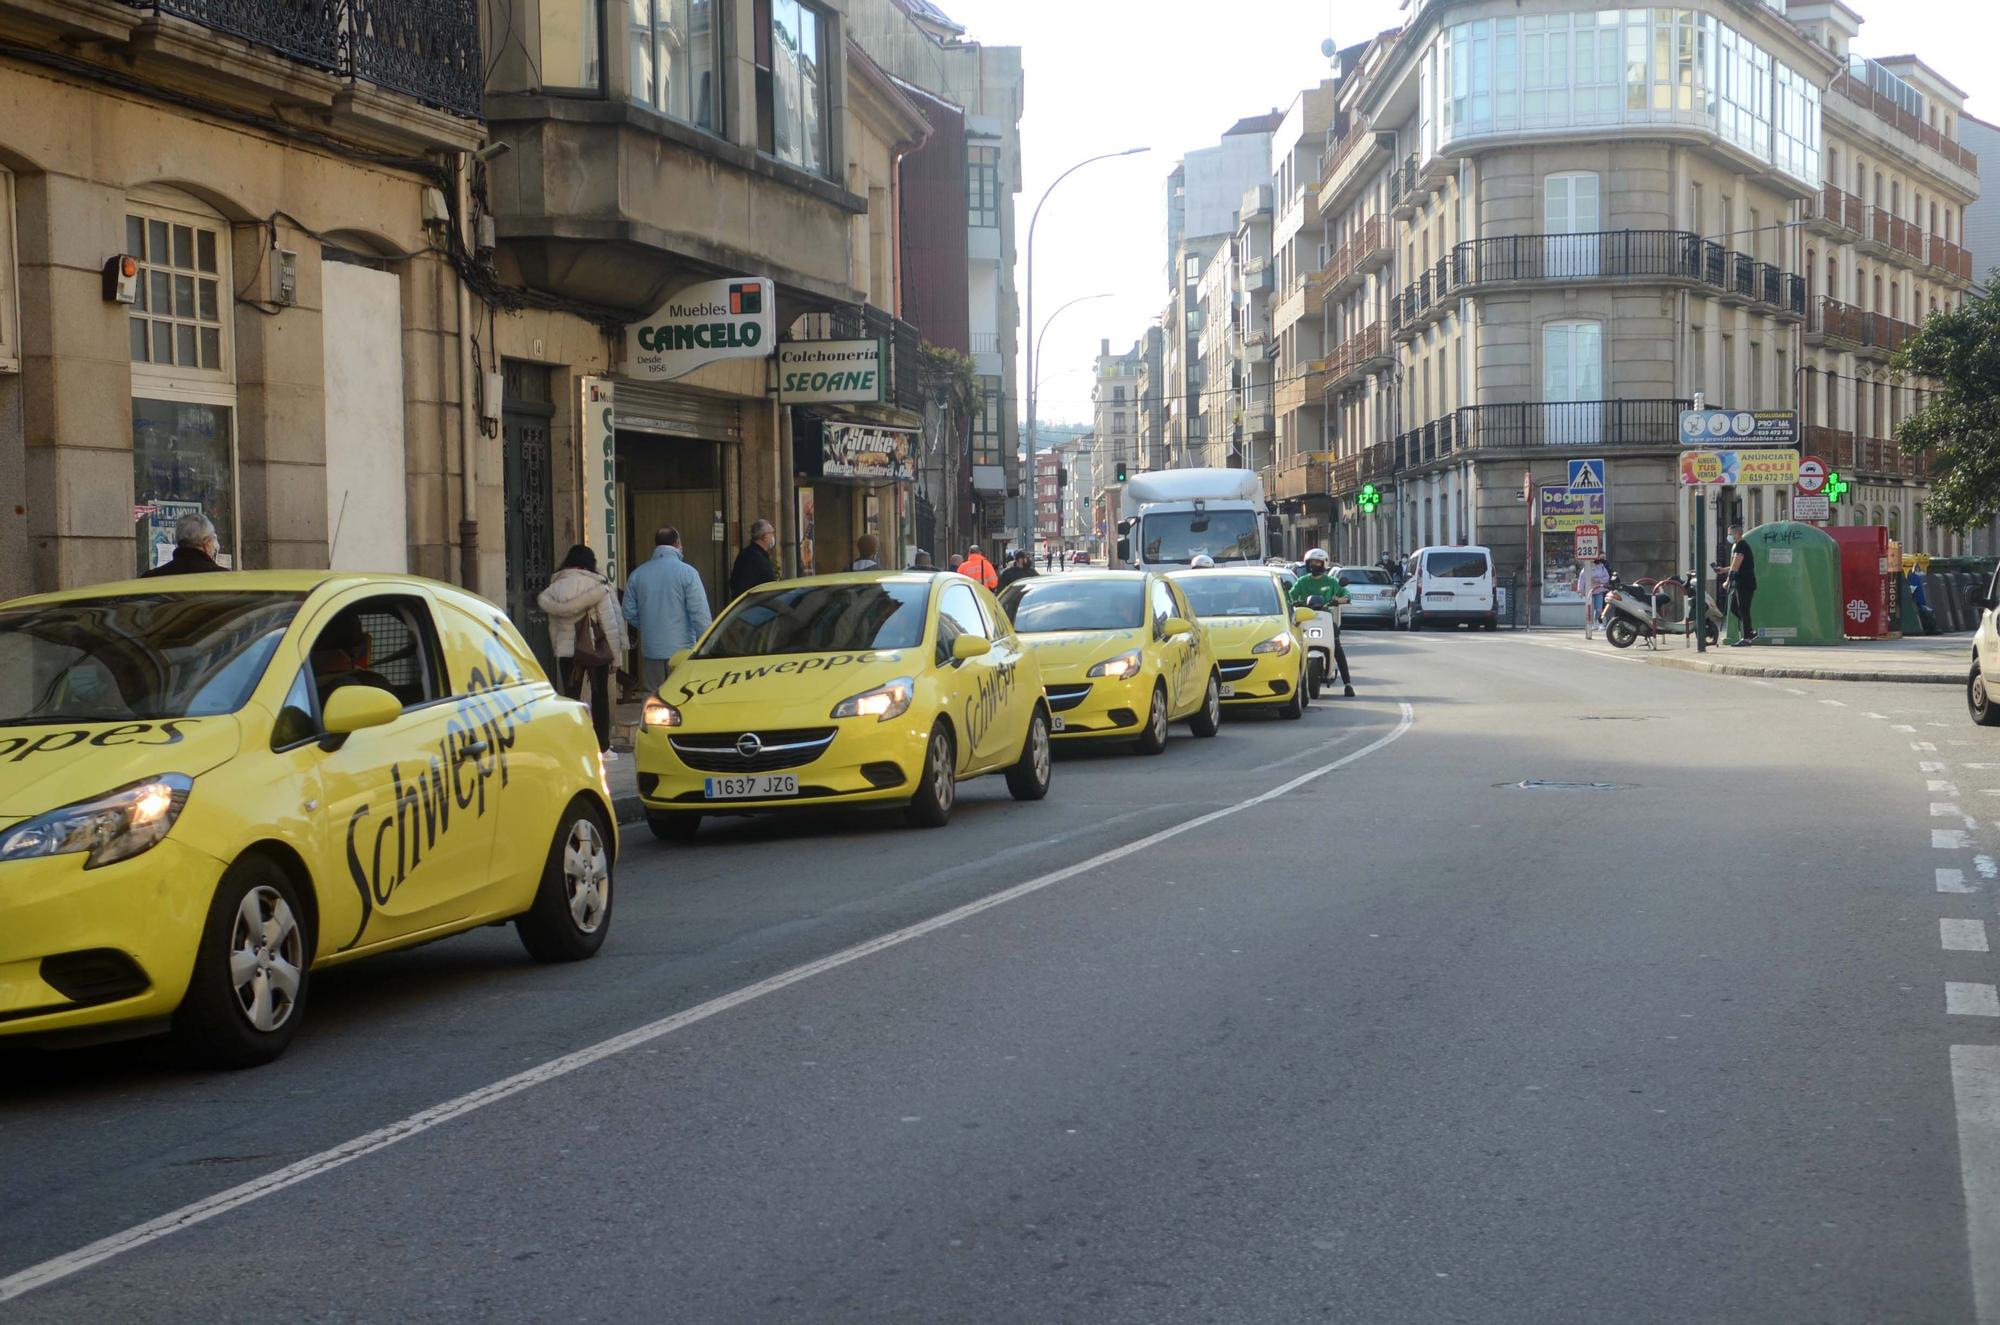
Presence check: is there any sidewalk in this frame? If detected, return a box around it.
[1623,630,1971,684]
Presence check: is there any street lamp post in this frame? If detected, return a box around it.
[1025,146,1147,554]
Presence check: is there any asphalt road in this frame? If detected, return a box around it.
[4,628,1998,1322]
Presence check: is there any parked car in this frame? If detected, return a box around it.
[1332,565,1398,627]
[1395,546,1499,630]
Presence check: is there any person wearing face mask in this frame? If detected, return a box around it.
[142,511,228,577]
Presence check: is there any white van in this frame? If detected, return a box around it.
[1394,545,1498,630]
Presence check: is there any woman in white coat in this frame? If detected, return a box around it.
[538,544,628,754]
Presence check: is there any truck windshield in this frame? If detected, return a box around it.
[1140,511,1260,565]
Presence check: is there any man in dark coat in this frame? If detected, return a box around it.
[995,548,1038,592]
[142,511,227,577]
[728,519,778,597]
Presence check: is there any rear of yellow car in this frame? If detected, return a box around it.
[1168,569,1308,718]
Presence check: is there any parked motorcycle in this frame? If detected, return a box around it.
[1602,571,1722,649]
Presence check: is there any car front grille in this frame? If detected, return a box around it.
[1045,683,1092,712]
[669,728,837,773]
[1218,660,1257,683]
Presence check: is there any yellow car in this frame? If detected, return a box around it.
[635,572,1052,837]
[0,572,616,1067]
[1167,567,1313,720]
[996,570,1222,754]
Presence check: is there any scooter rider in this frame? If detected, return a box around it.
[1289,548,1355,698]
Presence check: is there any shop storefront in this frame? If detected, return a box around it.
[1539,486,1606,621]
[791,412,914,572]
[614,379,747,613]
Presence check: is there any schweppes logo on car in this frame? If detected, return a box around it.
[626,277,776,382]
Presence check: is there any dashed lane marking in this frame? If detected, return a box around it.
[1945,919,1992,953]
[1919,743,1942,753]
[1933,781,1963,795]
[1936,803,1967,818]
[1822,699,1848,707]
[1950,984,2000,1017]
[1924,762,1950,773]
[1979,857,2000,881]
[1896,724,1921,732]
[1950,1045,2000,1324]
[1938,829,1975,849]
[1941,869,1976,894]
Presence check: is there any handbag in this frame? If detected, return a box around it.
[572,604,614,670]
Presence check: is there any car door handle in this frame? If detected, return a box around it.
[457,739,489,763]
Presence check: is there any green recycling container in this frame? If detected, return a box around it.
[1724,522,1844,645]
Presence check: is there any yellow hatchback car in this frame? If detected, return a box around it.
[996,570,1222,754]
[1167,567,1314,720]
[0,573,616,1067]
[635,572,1052,838]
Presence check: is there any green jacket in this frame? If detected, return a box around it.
[1290,572,1349,607]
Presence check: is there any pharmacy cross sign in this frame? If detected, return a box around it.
[1825,470,1850,504]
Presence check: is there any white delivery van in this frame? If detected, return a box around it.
[1394,545,1499,630]
[1114,468,1272,571]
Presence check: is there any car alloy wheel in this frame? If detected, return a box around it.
[230,885,304,1034]
[931,730,956,815]
[1972,663,2000,727]
[562,817,611,934]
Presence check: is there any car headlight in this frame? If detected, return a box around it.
[0,773,193,869]
[831,677,914,722]
[1251,633,1294,655]
[1087,649,1143,680]
[641,696,683,728]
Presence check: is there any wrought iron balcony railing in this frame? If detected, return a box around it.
[120,0,481,117]
[1804,296,1920,355]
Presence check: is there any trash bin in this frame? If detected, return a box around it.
[1825,526,1895,638]
[1731,521,1844,645]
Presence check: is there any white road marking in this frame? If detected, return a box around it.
[1895,724,1920,732]
[1951,1045,2000,1324]
[1969,765,2000,772]
[1918,743,1941,753]
[1783,687,1808,695]
[1941,869,1976,894]
[1924,761,1950,773]
[1868,712,1891,719]
[1980,857,2000,881]
[1933,781,1963,794]
[1950,984,2000,1017]
[1945,919,1992,953]
[0,708,1419,1305]
[1821,699,1847,707]
[1936,803,1967,818]
[1939,830,1974,849]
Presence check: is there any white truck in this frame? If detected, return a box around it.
[1110,468,1273,571]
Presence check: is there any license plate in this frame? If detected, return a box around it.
[703,774,799,800]
[1050,715,1067,732]
[1219,684,1236,697]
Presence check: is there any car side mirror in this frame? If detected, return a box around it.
[1163,616,1193,638]
[321,685,401,737]
[1294,607,1316,627]
[1115,537,1131,563]
[951,635,993,662]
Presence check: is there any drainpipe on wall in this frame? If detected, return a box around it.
[456,152,480,594]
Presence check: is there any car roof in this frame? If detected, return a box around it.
[758,571,965,590]
[1005,569,1147,584]
[1,570,461,612]
[1165,566,1279,579]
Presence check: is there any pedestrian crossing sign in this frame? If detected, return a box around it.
[1567,458,1606,492]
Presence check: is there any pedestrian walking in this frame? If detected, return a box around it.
[141,511,227,577]
[538,544,628,755]
[961,543,999,590]
[623,527,713,692]
[728,518,778,598]
[1577,557,1610,639]
[847,534,882,571]
[910,549,940,574]
[947,553,964,573]
[1719,522,1758,646]
[995,548,1038,592]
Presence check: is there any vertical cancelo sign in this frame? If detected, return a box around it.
[581,378,618,585]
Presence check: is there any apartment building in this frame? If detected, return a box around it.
[1267,80,1343,551]
[1299,0,1976,622]
[1133,325,1169,472]
[1187,185,1276,474]
[1092,338,1144,482]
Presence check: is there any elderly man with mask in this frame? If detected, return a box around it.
[142,511,227,577]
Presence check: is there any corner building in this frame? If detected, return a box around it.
[1307,0,1975,623]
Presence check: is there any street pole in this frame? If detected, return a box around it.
[1693,390,1708,654]
[1025,147,1147,558]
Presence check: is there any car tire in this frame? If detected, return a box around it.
[1483,616,1498,631]
[170,855,310,1069]
[1134,683,1170,755]
[1408,611,1423,631]
[1971,662,2000,727]
[1281,679,1306,720]
[1307,656,1324,700]
[906,724,957,827]
[1605,617,1638,649]
[646,810,701,843]
[517,798,614,963]
[1005,709,1054,801]
[1188,672,1222,737]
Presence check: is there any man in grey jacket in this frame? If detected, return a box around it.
[623,527,714,691]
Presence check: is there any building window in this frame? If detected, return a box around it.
[972,374,1002,466]
[969,145,1000,228]
[127,191,237,575]
[757,0,827,175]
[630,0,721,130]
[540,0,604,93]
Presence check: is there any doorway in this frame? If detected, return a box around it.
[501,360,556,675]
[617,430,733,612]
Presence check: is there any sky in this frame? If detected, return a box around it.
[931,0,2000,431]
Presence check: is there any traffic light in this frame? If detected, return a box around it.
[1114,459,1128,483]
[1357,482,1381,513]
[1825,470,1849,504]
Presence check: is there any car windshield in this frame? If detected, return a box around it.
[1425,551,1490,578]
[1337,568,1393,586]
[696,582,931,658]
[999,579,1145,632]
[1140,511,1260,565]
[1174,575,1283,618]
[0,591,303,725]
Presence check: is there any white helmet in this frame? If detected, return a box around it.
[1189,554,1215,568]
[1303,547,1330,568]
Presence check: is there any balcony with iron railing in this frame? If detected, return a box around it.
[1360,439,1396,483]
[1322,217,1391,302]
[1321,322,1390,394]
[1801,423,1929,479]
[826,304,925,414]
[1828,60,1978,177]
[1329,454,1363,497]
[1395,399,1692,470]
[1317,116,1387,213]
[1272,454,1332,501]
[1864,205,1929,264]
[1803,296,1921,358]
[118,0,482,117]
[1388,154,1422,219]
[1806,183,1867,238]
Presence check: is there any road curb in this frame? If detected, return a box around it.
[1644,653,1961,685]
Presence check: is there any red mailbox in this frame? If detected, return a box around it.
[1825,525,1893,638]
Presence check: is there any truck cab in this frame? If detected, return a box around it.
[1112,468,1272,571]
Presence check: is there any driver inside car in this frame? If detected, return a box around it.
[309,612,397,705]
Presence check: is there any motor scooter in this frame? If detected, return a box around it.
[1300,595,1342,698]
[1601,571,1722,649]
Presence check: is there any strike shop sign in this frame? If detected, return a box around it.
[779,339,884,404]
[625,277,775,381]
[1540,487,1605,532]
[824,422,916,482]
[1678,449,1801,486]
